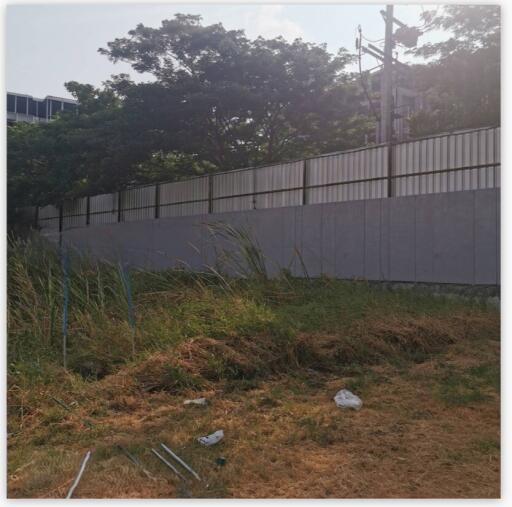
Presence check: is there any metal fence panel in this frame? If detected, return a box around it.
[38,204,60,231]
[63,197,88,230]
[394,127,500,196]
[89,192,118,225]
[307,146,387,204]
[212,169,254,212]
[31,126,500,229]
[254,161,303,209]
[159,177,209,218]
[122,185,156,222]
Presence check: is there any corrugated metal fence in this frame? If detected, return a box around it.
[35,126,500,232]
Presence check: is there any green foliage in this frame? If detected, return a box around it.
[414,5,500,59]
[435,361,500,407]
[293,414,347,447]
[8,9,501,215]
[8,14,371,214]
[408,5,500,137]
[101,14,370,167]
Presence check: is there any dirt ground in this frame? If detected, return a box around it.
[7,329,500,499]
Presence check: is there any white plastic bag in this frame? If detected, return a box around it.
[198,430,224,446]
[184,397,208,406]
[333,389,363,410]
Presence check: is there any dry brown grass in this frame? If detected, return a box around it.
[7,308,500,498]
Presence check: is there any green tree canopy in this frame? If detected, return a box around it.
[408,5,500,137]
[8,9,500,216]
[100,14,370,168]
[9,14,372,212]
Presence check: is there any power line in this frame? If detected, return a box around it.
[361,34,384,44]
[357,26,380,122]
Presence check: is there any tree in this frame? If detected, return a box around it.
[100,14,371,168]
[407,5,500,137]
[8,14,373,213]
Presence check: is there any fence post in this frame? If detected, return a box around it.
[58,203,64,233]
[387,142,394,198]
[117,190,122,222]
[302,159,309,205]
[86,196,90,226]
[208,174,214,214]
[58,203,64,248]
[155,183,160,219]
[252,169,257,210]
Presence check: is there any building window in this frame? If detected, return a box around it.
[50,100,63,118]
[7,94,16,112]
[37,100,48,119]
[16,95,28,114]
[28,98,38,116]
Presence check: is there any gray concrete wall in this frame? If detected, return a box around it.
[54,189,500,285]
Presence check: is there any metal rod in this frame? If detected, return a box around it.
[50,395,72,412]
[117,445,155,480]
[58,204,64,249]
[61,250,70,370]
[65,451,92,499]
[160,443,201,481]
[49,395,94,428]
[151,449,187,482]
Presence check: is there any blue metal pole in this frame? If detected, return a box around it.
[61,249,70,370]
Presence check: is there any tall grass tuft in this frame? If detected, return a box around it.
[7,235,143,376]
[205,222,268,281]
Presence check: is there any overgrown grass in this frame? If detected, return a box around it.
[7,231,501,498]
[8,233,498,385]
[435,361,500,406]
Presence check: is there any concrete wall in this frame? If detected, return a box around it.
[53,189,500,285]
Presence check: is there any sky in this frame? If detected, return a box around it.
[6,2,447,99]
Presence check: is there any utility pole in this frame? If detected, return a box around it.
[359,6,420,145]
[380,4,394,144]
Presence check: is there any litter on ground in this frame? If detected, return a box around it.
[198,430,224,446]
[333,389,363,410]
[183,397,208,406]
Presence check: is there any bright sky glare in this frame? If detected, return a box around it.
[6,3,447,99]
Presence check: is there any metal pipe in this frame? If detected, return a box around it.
[151,448,187,482]
[160,443,201,481]
[66,451,92,499]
